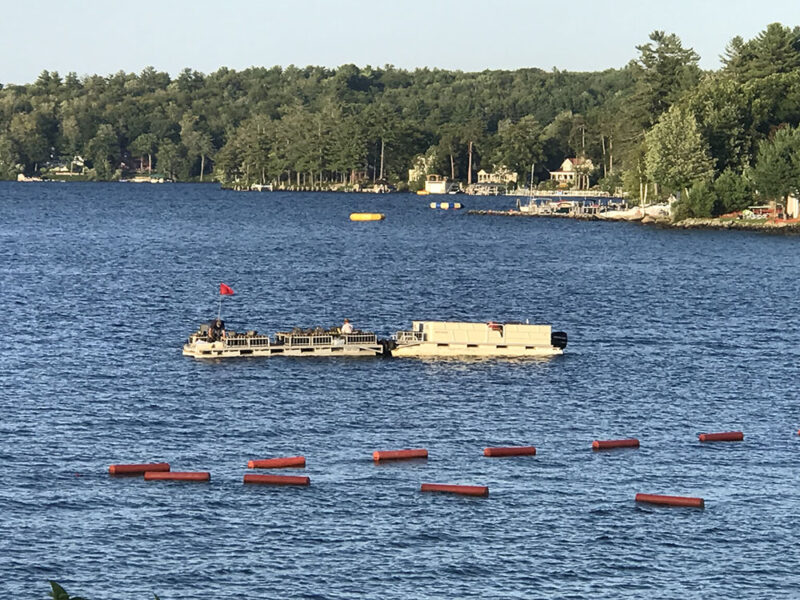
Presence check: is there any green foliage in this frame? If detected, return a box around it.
[493,116,543,179]
[645,105,714,194]
[86,123,118,180]
[678,179,717,219]
[0,61,636,183]
[48,580,88,600]
[0,22,797,191]
[714,168,754,213]
[630,30,701,127]
[597,172,623,195]
[130,133,158,171]
[9,111,49,171]
[156,139,189,181]
[673,169,754,219]
[751,124,800,202]
[0,132,21,178]
[722,23,800,81]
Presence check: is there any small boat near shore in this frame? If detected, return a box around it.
[183,323,385,358]
[596,203,670,221]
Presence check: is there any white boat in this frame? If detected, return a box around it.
[516,197,537,214]
[390,321,567,358]
[183,323,385,358]
[127,175,166,183]
[597,203,669,221]
[17,174,43,182]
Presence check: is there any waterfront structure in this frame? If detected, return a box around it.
[787,195,799,219]
[549,158,594,190]
[408,154,437,184]
[467,182,506,195]
[466,165,518,195]
[424,174,459,194]
[477,166,518,185]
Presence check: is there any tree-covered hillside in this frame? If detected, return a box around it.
[1,23,799,217]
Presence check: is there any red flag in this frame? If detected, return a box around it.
[219,283,234,296]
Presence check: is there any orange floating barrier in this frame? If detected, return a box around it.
[109,462,170,476]
[635,493,704,508]
[592,438,640,451]
[243,474,310,486]
[483,446,537,457]
[373,448,428,462]
[698,431,743,442]
[420,483,489,497]
[247,456,306,469]
[144,471,210,482]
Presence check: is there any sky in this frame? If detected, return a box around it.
[1,0,799,84]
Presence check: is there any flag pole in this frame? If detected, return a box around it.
[217,283,234,321]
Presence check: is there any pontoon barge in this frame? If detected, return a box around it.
[390,321,567,358]
[183,324,385,358]
[183,321,567,359]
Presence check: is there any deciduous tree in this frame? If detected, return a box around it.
[645,105,714,197]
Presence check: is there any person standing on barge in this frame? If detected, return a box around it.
[341,318,353,334]
[208,318,226,342]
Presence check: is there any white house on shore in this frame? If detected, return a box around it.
[549,157,594,190]
[477,165,518,185]
[408,153,437,184]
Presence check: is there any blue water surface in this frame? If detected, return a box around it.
[1,182,799,599]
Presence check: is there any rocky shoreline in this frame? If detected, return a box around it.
[666,217,800,233]
[466,210,800,234]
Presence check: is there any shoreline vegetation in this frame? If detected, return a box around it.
[12,176,797,234]
[466,209,800,234]
[2,23,800,226]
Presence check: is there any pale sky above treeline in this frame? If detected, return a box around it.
[1,0,798,84]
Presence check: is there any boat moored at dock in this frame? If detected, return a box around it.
[183,323,385,358]
[389,321,567,358]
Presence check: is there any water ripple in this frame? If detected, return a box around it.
[1,183,799,598]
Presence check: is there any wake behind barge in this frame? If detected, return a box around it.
[183,321,568,359]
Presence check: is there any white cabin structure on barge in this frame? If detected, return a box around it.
[391,321,567,358]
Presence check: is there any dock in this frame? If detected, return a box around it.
[467,209,599,220]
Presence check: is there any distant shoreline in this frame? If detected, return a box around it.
[466,209,800,235]
[9,180,799,234]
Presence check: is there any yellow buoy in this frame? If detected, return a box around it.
[429,202,437,209]
[416,190,430,195]
[350,212,385,222]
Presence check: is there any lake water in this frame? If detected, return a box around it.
[1,182,799,599]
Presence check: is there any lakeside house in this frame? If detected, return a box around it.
[467,182,506,195]
[42,155,86,176]
[477,165,518,185]
[408,154,437,184]
[549,157,594,190]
